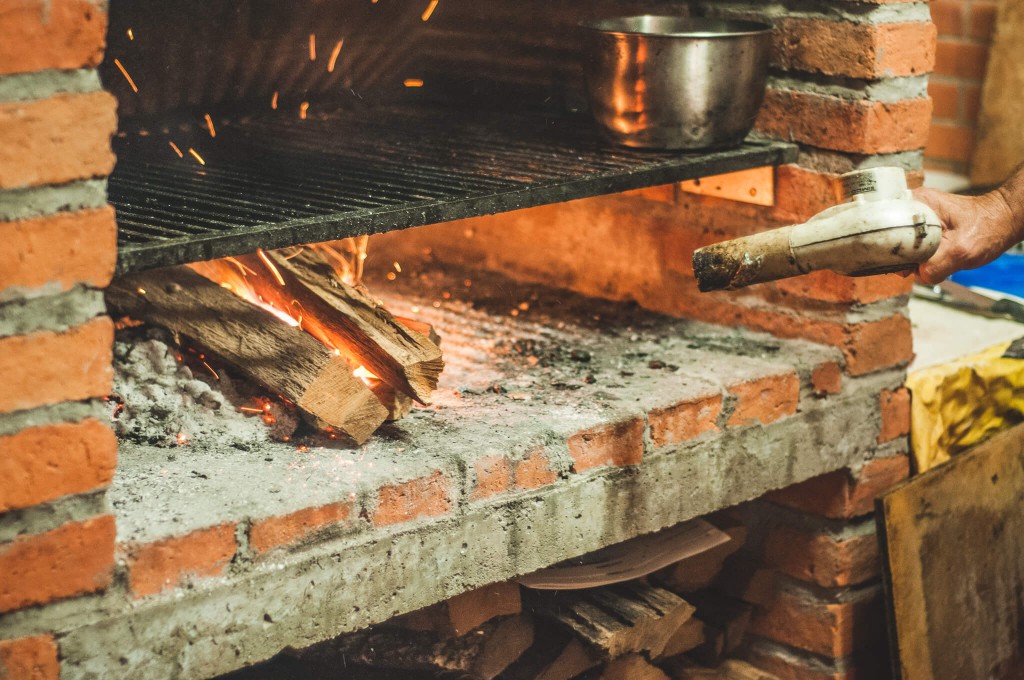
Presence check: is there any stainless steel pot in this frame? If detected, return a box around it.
[581,16,773,150]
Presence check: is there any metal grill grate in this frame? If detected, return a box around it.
[111,104,796,273]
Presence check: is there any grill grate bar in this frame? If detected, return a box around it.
[112,104,796,272]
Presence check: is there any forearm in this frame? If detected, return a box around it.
[994,165,1024,246]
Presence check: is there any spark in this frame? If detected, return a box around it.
[176,433,188,445]
[421,0,439,21]
[282,246,305,260]
[309,33,317,60]
[168,141,183,158]
[137,287,146,294]
[299,101,309,119]
[113,58,139,93]
[257,249,286,286]
[224,256,256,277]
[386,272,397,281]
[127,28,134,40]
[404,78,424,88]
[271,91,279,110]
[204,113,216,138]
[240,406,263,413]
[188,148,206,165]
[328,39,344,73]
[202,361,220,380]
[393,261,402,272]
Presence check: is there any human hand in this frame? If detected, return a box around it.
[912,187,1020,285]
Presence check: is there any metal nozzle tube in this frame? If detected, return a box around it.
[692,227,799,292]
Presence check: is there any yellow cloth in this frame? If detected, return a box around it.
[907,340,1024,472]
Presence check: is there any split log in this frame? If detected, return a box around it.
[687,593,752,654]
[228,250,443,403]
[367,378,415,421]
[599,653,670,680]
[107,267,387,444]
[656,617,708,660]
[657,518,747,593]
[497,624,600,680]
[659,658,780,680]
[397,582,522,637]
[526,582,695,659]
[518,519,730,590]
[330,614,534,680]
[716,660,781,680]
[712,561,777,608]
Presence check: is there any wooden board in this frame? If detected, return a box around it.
[878,423,1024,679]
[970,0,1024,185]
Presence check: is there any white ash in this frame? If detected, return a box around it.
[110,328,299,448]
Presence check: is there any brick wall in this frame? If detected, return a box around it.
[0,1,118,678]
[926,0,998,175]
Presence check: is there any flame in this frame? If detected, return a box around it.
[421,0,439,21]
[204,113,216,138]
[353,365,378,386]
[328,40,344,73]
[190,257,300,328]
[113,58,139,93]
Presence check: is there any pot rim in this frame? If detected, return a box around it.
[580,15,773,39]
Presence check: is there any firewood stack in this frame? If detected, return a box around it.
[247,514,782,680]
[106,247,444,444]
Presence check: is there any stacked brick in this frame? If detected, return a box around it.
[0,1,118,678]
[926,0,999,174]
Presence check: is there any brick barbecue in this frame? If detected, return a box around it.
[0,1,930,678]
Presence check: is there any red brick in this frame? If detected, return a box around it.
[772,165,841,223]
[728,372,800,427]
[964,85,982,123]
[770,270,914,306]
[969,2,998,41]
[0,316,113,414]
[756,89,932,154]
[0,207,117,295]
[249,502,353,555]
[373,470,453,526]
[689,306,913,377]
[471,455,512,500]
[773,19,934,78]
[0,635,59,680]
[0,418,116,512]
[649,393,722,447]
[0,0,107,76]
[930,0,965,36]
[765,525,880,588]
[878,388,911,443]
[0,515,114,613]
[0,91,117,189]
[515,449,558,489]
[928,81,960,119]
[748,585,884,657]
[925,122,976,162]
[811,362,842,397]
[567,417,644,473]
[125,524,237,598]
[933,40,990,80]
[744,648,852,680]
[765,455,911,519]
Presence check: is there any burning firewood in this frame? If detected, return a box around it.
[226,249,444,403]
[107,267,388,444]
